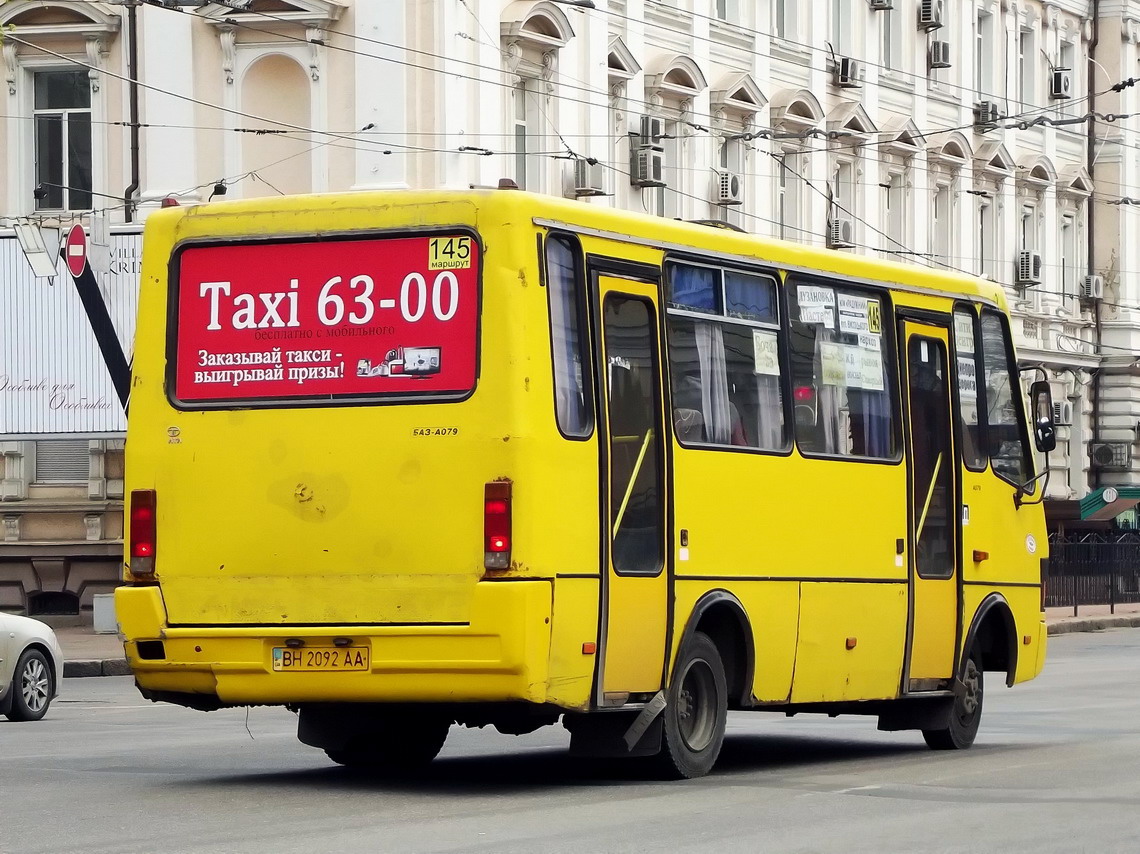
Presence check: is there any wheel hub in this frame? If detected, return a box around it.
[22,659,49,713]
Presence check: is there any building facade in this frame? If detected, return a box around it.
[2,0,1139,615]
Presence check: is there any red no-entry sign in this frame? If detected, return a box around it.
[65,224,88,278]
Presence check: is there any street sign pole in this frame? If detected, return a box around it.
[63,224,131,411]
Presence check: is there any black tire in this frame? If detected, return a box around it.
[6,648,53,722]
[655,631,728,779]
[326,712,450,771]
[923,651,984,750]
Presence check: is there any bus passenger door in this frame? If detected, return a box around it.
[595,274,669,703]
[901,321,959,689]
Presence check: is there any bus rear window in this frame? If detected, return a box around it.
[170,233,480,407]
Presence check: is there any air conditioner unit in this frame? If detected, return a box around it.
[572,158,606,197]
[639,115,664,147]
[1051,68,1073,100]
[973,100,1001,128]
[713,169,743,206]
[870,0,893,10]
[1081,273,1105,301]
[929,41,952,70]
[1053,400,1073,427]
[918,0,944,30]
[1090,441,1132,470]
[828,217,855,249]
[835,56,862,88]
[1017,250,1043,285]
[630,146,666,188]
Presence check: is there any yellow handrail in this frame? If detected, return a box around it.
[613,429,653,536]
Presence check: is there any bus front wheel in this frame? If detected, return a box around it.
[923,651,983,750]
[656,631,728,779]
[326,711,450,771]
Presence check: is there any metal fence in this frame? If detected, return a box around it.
[1046,535,1140,613]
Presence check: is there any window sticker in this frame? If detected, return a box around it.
[821,341,845,385]
[858,347,885,391]
[752,329,781,376]
[957,356,978,401]
[954,312,975,354]
[837,294,870,335]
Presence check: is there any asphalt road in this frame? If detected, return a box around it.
[2,630,1137,854]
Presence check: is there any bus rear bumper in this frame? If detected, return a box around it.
[115,581,553,706]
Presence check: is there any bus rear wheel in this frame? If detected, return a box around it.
[923,651,983,750]
[655,631,727,779]
[326,712,450,771]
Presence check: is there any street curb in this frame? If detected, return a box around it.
[63,659,131,678]
[1047,615,1140,635]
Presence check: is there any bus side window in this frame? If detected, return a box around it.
[787,279,896,459]
[545,235,593,437]
[979,311,1030,484]
[664,262,785,451]
[953,307,986,470]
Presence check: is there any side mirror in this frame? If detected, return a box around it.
[1030,380,1056,453]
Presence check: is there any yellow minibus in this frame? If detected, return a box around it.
[116,188,1052,778]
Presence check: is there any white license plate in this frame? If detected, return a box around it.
[271,647,369,672]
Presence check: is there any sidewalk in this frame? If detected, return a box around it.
[53,602,1140,678]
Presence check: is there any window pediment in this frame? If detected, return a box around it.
[929,132,972,167]
[1017,154,1057,188]
[501,1,575,51]
[827,100,878,144]
[197,0,344,27]
[1058,164,1093,198]
[710,72,765,117]
[973,140,1015,177]
[607,35,640,81]
[0,1,120,36]
[768,87,823,133]
[645,54,707,100]
[878,116,922,156]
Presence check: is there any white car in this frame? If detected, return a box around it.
[0,613,63,721]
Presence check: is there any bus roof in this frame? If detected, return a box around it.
[151,188,1008,310]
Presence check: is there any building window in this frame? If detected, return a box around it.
[33,439,89,484]
[774,0,796,41]
[1020,203,1036,252]
[665,262,786,451]
[975,10,995,99]
[978,196,995,279]
[777,151,803,242]
[1018,28,1036,107]
[881,9,900,71]
[932,184,952,267]
[832,0,853,56]
[884,172,906,254]
[1061,213,1077,309]
[787,279,896,459]
[715,0,739,23]
[33,70,92,211]
[511,79,543,192]
[1059,41,1076,118]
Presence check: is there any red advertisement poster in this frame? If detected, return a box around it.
[172,234,480,404]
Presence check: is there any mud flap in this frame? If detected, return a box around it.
[565,694,666,758]
[877,697,953,732]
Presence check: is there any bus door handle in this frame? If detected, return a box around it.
[896,538,905,555]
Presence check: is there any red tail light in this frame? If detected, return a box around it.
[484,481,512,571]
[129,489,157,578]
